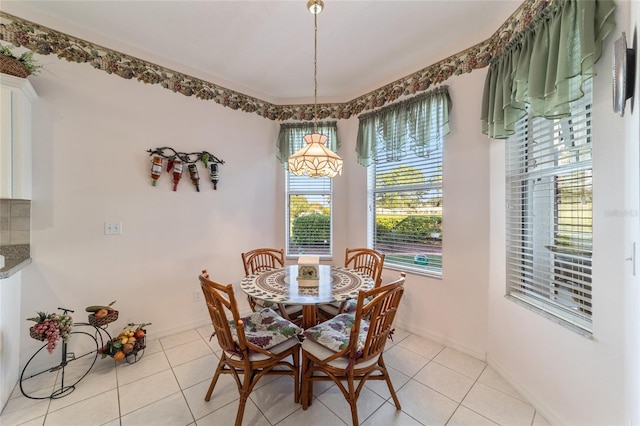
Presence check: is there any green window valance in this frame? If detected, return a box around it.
[356,86,452,167]
[481,0,616,139]
[276,122,340,167]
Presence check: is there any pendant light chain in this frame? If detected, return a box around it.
[287,0,342,178]
[313,10,318,133]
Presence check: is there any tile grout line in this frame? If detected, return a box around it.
[442,363,493,426]
[114,360,123,426]
[174,331,215,425]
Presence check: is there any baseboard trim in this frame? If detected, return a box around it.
[486,354,561,425]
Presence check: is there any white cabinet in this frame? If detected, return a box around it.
[0,74,36,199]
[0,271,22,411]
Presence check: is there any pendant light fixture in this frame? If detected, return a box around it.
[287,0,343,178]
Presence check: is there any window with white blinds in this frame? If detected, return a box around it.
[368,139,443,277]
[282,123,335,258]
[505,80,593,333]
[286,174,332,257]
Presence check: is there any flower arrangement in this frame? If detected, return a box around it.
[0,44,42,77]
[27,312,73,353]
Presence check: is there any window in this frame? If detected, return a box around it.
[279,123,338,258]
[505,80,593,332]
[368,144,443,276]
[360,87,450,277]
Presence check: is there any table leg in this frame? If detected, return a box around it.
[301,305,317,330]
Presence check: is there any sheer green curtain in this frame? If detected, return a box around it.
[277,122,340,168]
[481,0,615,139]
[356,86,451,167]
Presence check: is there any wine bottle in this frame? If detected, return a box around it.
[172,160,183,191]
[209,163,219,190]
[150,156,163,187]
[188,164,200,192]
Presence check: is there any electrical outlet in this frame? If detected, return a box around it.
[104,222,122,235]
[194,290,203,302]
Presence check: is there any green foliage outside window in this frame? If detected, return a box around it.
[292,214,330,246]
[376,215,442,243]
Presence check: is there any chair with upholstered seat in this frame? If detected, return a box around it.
[318,247,385,319]
[241,248,303,324]
[199,270,302,426]
[301,273,405,426]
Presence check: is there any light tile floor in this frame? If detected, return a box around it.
[1,327,550,425]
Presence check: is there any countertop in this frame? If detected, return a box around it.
[0,244,31,279]
[0,256,31,279]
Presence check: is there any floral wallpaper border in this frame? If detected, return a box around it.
[0,0,548,121]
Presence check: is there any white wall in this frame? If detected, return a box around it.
[19,57,283,361]
[486,2,636,424]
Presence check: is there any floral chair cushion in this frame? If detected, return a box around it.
[229,308,302,351]
[253,298,275,309]
[302,313,369,357]
[343,299,358,314]
[343,295,374,314]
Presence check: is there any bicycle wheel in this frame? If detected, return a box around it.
[20,327,99,399]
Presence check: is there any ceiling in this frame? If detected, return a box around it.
[1,0,523,104]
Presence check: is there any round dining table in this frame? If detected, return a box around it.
[240,264,374,329]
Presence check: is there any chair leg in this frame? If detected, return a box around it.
[293,349,300,404]
[347,372,359,426]
[379,355,401,410]
[301,355,310,409]
[235,393,249,426]
[205,356,225,401]
[235,371,253,426]
[307,360,314,407]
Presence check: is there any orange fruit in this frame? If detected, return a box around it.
[122,343,134,354]
[95,309,108,318]
[113,351,125,361]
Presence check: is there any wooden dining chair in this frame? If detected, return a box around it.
[300,273,405,426]
[318,247,385,319]
[241,248,303,324]
[199,270,302,426]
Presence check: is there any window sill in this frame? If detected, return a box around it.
[505,294,593,338]
[384,263,442,280]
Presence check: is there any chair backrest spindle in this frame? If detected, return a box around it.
[344,248,385,288]
[242,248,285,276]
[199,270,247,355]
[353,273,405,362]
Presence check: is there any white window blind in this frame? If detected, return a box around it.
[286,174,332,257]
[368,137,443,276]
[505,80,593,332]
[281,123,336,258]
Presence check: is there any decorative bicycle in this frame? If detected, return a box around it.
[20,308,109,399]
[19,307,147,400]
